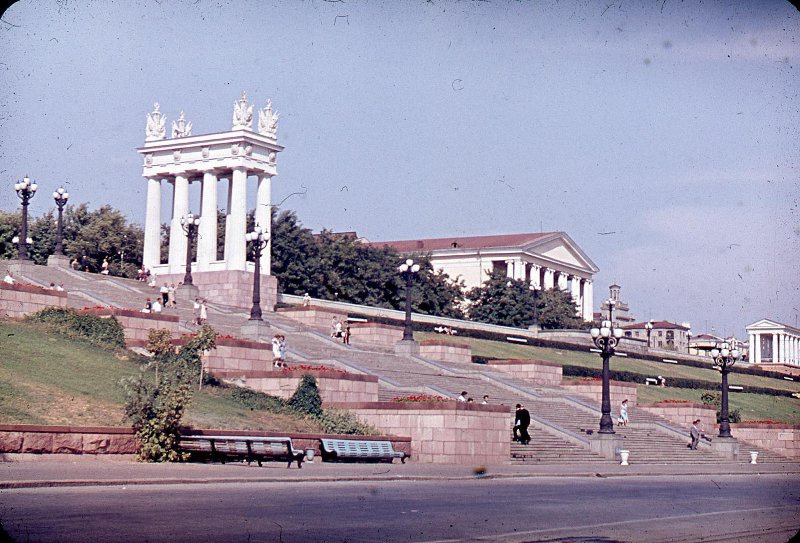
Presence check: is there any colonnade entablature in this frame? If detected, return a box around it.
[137,93,283,278]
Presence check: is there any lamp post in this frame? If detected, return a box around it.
[52,187,69,256]
[14,176,38,261]
[398,258,420,341]
[245,225,268,321]
[645,320,654,349]
[710,341,740,438]
[179,213,200,286]
[687,330,692,354]
[590,299,624,434]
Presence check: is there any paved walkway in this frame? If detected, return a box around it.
[1,454,796,489]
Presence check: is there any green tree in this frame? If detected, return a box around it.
[270,209,322,295]
[0,211,21,260]
[535,288,585,330]
[466,270,537,327]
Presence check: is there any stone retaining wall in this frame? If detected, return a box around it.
[80,307,179,345]
[329,401,511,465]
[350,322,404,347]
[638,401,717,431]
[487,359,563,386]
[278,306,347,329]
[732,423,799,458]
[418,340,472,364]
[215,369,379,403]
[561,379,638,408]
[156,271,278,311]
[172,336,273,373]
[0,425,137,454]
[0,282,67,319]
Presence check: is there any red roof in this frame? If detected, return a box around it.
[621,320,690,331]
[369,232,556,252]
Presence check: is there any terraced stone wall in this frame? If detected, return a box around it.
[156,271,278,312]
[215,369,379,403]
[732,424,799,458]
[0,282,67,319]
[349,322,404,347]
[638,401,716,431]
[419,340,472,364]
[278,306,346,329]
[0,425,137,455]
[487,359,563,386]
[80,307,179,346]
[561,379,638,408]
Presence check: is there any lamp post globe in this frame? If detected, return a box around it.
[179,213,200,286]
[645,320,654,349]
[590,299,625,434]
[710,341,740,438]
[52,187,69,256]
[398,259,420,341]
[246,225,269,321]
[14,176,38,261]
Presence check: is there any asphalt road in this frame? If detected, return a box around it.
[1,474,798,543]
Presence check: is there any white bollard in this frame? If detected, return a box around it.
[749,451,758,464]
[619,450,630,466]
[305,448,316,462]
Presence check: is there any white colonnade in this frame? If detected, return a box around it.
[746,319,800,366]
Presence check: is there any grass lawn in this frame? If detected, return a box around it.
[417,332,800,394]
[0,320,322,432]
[636,386,800,424]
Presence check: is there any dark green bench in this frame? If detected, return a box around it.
[320,438,407,463]
[179,435,305,468]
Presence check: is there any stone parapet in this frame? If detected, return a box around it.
[418,340,472,364]
[328,401,512,465]
[214,369,380,403]
[0,282,67,319]
[638,401,717,431]
[154,270,278,311]
[487,359,563,386]
[173,336,273,373]
[350,322,404,347]
[0,425,137,455]
[561,379,638,408]
[79,307,179,345]
[731,423,799,458]
[278,306,347,329]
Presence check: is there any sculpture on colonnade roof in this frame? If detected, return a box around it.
[232,91,254,130]
[145,102,166,141]
[171,111,193,138]
[258,99,279,138]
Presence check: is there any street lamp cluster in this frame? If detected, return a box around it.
[246,225,269,321]
[14,176,38,261]
[53,187,69,256]
[590,299,625,434]
[645,320,653,348]
[179,213,200,286]
[710,341,740,439]
[398,258,420,341]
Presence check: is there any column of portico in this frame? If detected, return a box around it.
[505,260,514,279]
[781,333,789,364]
[772,333,779,364]
[255,174,272,275]
[167,174,190,274]
[143,177,162,271]
[556,271,568,290]
[513,259,525,281]
[224,166,248,271]
[543,268,555,289]
[569,275,581,304]
[753,332,761,364]
[749,332,758,364]
[582,279,593,321]
[197,170,218,271]
[529,264,541,290]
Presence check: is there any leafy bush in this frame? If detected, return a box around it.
[288,375,323,416]
[315,409,380,435]
[700,391,742,423]
[230,387,290,412]
[27,307,125,347]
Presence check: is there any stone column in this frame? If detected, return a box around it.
[781,333,788,364]
[513,259,526,281]
[225,166,248,271]
[255,174,272,275]
[505,260,514,279]
[197,170,218,271]
[749,333,758,364]
[167,174,190,274]
[143,177,162,271]
[582,279,593,321]
[543,268,555,289]
[557,271,568,290]
[772,333,779,363]
[753,332,761,364]
[570,275,581,305]
[529,264,541,290]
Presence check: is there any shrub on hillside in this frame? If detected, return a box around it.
[315,409,380,435]
[27,307,125,347]
[230,387,290,412]
[288,375,323,416]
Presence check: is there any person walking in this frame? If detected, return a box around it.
[514,404,531,445]
[342,324,351,345]
[271,334,282,368]
[689,419,701,450]
[160,283,169,305]
[618,399,629,427]
[192,298,201,325]
[278,335,287,367]
[302,293,311,307]
[199,299,208,324]
[167,283,177,308]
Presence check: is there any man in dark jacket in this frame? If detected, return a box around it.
[514,404,531,445]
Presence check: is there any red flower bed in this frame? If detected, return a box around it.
[82,306,113,311]
[285,364,346,374]
[744,420,783,424]
[659,400,692,404]
[391,394,449,403]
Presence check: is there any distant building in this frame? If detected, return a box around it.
[592,284,636,326]
[689,333,748,360]
[621,320,691,352]
[746,319,800,366]
[369,232,598,321]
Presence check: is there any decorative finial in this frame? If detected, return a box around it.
[171,110,193,138]
[232,91,253,130]
[145,102,166,141]
[258,99,279,138]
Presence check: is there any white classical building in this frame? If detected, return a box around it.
[746,319,800,366]
[137,93,282,308]
[371,232,598,321]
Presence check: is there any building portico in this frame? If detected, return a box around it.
[746,319,800,366]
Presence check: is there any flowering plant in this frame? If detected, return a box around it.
[284,364,346,374]
[745,420,783,424]
[391,394,449,403]
[81,306,112,310]
[659,400,692,404]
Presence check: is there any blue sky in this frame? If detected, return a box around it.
[1,0,798,337]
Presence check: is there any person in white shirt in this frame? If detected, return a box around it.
[457,391,468,402]
[151,299,162,313]
[3,273,14,284]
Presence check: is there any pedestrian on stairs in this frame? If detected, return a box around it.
[514,404,531,445]
[617,399,629,427]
